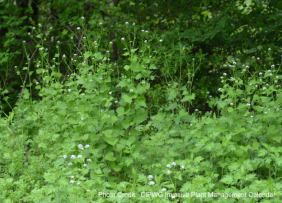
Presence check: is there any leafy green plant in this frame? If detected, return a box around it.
[1,3,282,202]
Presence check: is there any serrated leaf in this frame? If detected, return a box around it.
[122,94,132,103]
[104,137,118,146]
[104,152,116,161]
[220,175,234,185]
[124,65,130,71]
[181,93,195,102]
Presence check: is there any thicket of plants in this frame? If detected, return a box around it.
[1,0,282,202]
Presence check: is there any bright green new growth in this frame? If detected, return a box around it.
[0,21,282,203]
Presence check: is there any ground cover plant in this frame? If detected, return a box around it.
[1,1,282,203]
[1,21,282,203]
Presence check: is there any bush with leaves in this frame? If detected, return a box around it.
[1,19,282,203]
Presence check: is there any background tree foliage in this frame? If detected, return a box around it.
[1,0,282,115]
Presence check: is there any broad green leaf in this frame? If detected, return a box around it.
[122,94,132,103]
[104,152,116,161]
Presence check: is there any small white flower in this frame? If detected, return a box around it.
[230,103,233,106]
[265,112,267,114]
[132,23,135,25]
[171,162,176,166]
[71,155,76,159]
[148,175,153,180]
[130,89,133,92]
[61,155,67,159]
[77,155,82,158]
[68,162,73,166]
[259,72,263,75]
[263,87,266,90]
[149,181,155,185]
[190,124,193,126]
[23,40,26,43]
[87,159,92,162]
[33,27,35,29]
[78,144,84,150]
[85,144,90,148]
[246,65,249,68]
[77,182,80,185]
[268,48,271,50]
[70,176,74,178]
[144,40,147,43]
[159,39,163,42]
[83,164,87,167]
[125,21,129,24]
[77,27,81,30]
[195,109,198,111]
[171,195,175,199]
[109,41,113,44]
[167,170,171,174]
[70,180,74,183]
[87,189,90,192]
[218,88,222,91]
[115,101,118,103]
[99,22,103,25]
[167,164,171,168]
[38,23,42,27]
[251,115,253,118]
[63,54,66,58]
[28,32,30,35]
[162,188,167,191]
[68,89,71,92]
[180,165,185,170]
[246,103,251,106]
[257,57,260,60]
[233,61,236,64]
[100,77,103,80]
[109,92,112,94]
[141,29,144,32]
[223,73,227,75]
[81,16,85,19]
[121,37,125,40]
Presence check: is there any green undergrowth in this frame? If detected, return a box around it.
[1,24,282,203]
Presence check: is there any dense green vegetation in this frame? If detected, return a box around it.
[0,0,282,202]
